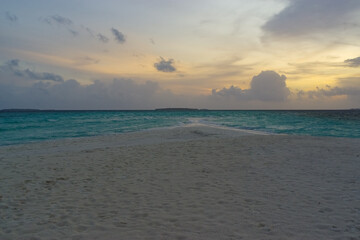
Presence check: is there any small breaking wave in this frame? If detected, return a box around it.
[185,118,270,135]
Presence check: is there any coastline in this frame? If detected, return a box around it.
[1,126,359,239]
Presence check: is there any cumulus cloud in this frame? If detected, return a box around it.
[154,57,176,72]
[344,57,360,67]
[0,78,178,110]
[212,71,290,101]
[250,71,289,101]
[111,28,126,43]
[0,59,64,83]
[1,59,359,110]
[263,0,360,37]
[0,59,184,109]
[5,11,18,22]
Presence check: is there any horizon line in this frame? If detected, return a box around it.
[1,108,359,112]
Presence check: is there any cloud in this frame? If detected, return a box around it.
[263,0,360,37]
[251,71,290,101]
[212,71,290,101]
[42,15,73,26]
[0,59,64,83]
[0,77,179,110]
[212,86,245,98]
[0,59,185,109]
[154,57,176,72]
[41,15,80,36]
[20,69,64,82]
[298,85,360,100]
[1,59,359,110]
[111,28,126,43]
[344,57,360,67]
[40,16,115,44]
[211,72,360,108]
[83,26,109,43]
[5,11,18,22]
[5,59,20,68]
[97,33,109,43]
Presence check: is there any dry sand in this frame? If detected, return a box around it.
[0,126,359,240]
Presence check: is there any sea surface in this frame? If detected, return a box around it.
[1,110,359,145]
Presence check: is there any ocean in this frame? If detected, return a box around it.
[1,110,359,146]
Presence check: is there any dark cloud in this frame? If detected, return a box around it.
[0,59,185,109]
[344,57,360,67]
[97,33,109,43]
[0,78,176,110]
[43,15,73,26]
[111,28,126,44]
[154,57,176,72]
[250,71,289,101]
[212,71,290,102]
[263,0,360,37]
[5,11,18,22]
[0,59,64,83]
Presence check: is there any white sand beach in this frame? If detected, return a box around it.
[0,126,359,240]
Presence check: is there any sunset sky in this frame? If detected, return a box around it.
[1,0,360,109]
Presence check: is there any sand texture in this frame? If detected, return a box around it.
[0,126,359,239]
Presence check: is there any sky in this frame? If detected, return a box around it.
[1,0,360,109]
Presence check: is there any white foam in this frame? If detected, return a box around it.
[185,117,270,135]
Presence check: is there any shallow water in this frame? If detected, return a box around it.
[1,110,359,145]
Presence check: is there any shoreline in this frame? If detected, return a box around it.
[0,123,266,149]
[1,126,359,239]
[2,120,358,148]
[2,109,360,146]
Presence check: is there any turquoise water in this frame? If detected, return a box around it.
[1,110,359,145]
